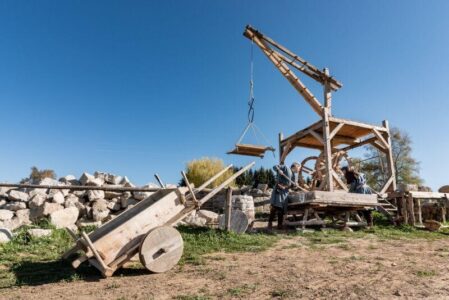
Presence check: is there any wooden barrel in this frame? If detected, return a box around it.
[139,226,184,273]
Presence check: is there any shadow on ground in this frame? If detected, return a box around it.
[4,258,150,288]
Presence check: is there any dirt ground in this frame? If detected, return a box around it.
[3,232,449,300]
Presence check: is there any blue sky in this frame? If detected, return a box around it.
[0,1,448,189]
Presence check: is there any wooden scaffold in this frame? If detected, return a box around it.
[244,25,397,228]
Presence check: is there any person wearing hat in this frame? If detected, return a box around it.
[268,162,301,230]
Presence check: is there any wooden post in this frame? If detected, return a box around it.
[408,194,415,226]
[302,208,309,229]
[417,198,422,225]
[322,69,333,191]
[383,120,397,192]
[324,68,332,113]
[225,187,233,231]
[279,132,284,164]
[401,196,408,225]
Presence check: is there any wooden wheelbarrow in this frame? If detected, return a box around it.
[63,162,255,277]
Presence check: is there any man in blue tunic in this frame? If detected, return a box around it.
[268,162,300,229]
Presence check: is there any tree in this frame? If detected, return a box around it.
[358,127,423,190]
[21,166,56,183]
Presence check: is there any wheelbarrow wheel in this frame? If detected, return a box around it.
[139,226,184,273]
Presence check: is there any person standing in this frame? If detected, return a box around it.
[268,162,300,229]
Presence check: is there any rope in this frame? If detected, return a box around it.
[247,39,255,124]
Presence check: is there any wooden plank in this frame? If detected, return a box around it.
[409,191,449,199]
[288,191,377,205]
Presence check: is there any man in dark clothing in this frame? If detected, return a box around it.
[341,166,374,227]
[268,162,300,229]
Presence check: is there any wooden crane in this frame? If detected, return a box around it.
[244,25,396,194]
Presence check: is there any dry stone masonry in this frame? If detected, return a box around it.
[0,172,161,232]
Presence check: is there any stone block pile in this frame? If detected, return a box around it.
[0,172,160,232]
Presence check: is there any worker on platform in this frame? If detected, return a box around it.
[268,162,300,230]
[341,166,374,227]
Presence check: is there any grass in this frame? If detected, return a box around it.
[178,225,279,266]
[1,220,449,289]
[416,270,437,277]
[0,224,279,289]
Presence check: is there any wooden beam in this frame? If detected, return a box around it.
[328,116,387,132]
[308,129,324,145]
[380,175,394,194]
[339,136,377,152]
[383,120,397,191]
[372,128,389,149]
[181,171,198,207]
[329,123,344,140]
[248,32,323,116]
[243,25,343,90]
[332,170,348,192]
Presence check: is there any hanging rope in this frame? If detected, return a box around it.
[230,39,275,158]
[247,39,255,124]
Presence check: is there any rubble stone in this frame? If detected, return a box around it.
[38,177,59,186]
[80,173,104,186]
[92,199,110,221]
[87,190,105,201]
[8,190,29,202]
[197,210,219,223]
[4,202,27,211]
[51,191,65,204]
[28,188,48,198]
[121,197,138,209]
[28,228,52,238]
[120,176,135,187]
[15,209,31,226]
[0,209,14,221]
[41,202,64,216]
[29,194,47,209]
[50,207,79,228]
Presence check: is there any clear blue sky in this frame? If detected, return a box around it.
[1,1,448,189]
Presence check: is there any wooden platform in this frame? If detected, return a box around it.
[227,144,275,158]
[288,191,378,208]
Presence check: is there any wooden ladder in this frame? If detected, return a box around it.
[376,197,398,222]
